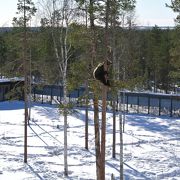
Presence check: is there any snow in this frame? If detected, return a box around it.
[0,77,24,83]
[0,101,180,180]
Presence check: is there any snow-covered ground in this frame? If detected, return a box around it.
[0,101,179,180]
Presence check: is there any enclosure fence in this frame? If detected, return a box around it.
[32,85,180,117]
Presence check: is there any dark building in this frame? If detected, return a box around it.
[0,78,24,101]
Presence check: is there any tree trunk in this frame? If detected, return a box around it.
[23,0,28,164]
[112,100,116,158]
[93,96,101,180]
[85,80,89,150]
[63,77,68,176]
[101,85,107,180]
[112,7,117,159]
[89,0,101,178]
[100,0,110,179]
[119,92,123,180]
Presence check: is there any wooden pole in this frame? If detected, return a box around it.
[23,0,28,163]
[85,81,89,150]
[170,97,173,117]
[159,98,161,116]
[100,0,110,179]
[101,84,107,180]
[119,91,123,180]
[94,95,101,180]
[112,100,116,158]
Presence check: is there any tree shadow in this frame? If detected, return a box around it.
[0,101,24,110]
[127,114,180,138]
[27,164,44,180]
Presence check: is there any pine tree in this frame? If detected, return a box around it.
[166,0,180,24]
[166,0,180,88]
[13,0,36,163]
[0,35,7,78]
[169,27,180,87]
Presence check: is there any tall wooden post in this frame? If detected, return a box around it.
[112,99,116,158]
[101,83,107,180]
[119,91,124,180]
[89,0,101,179]
[63,78,68,176]
[170,97,173,117]
[100,0,110,179]
[85,81,89,150]
[94,94,101,180]
[23,0,28,163]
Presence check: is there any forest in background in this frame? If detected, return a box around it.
[0,25,179,93]
[0,1,179,179]
[0,0,179,94]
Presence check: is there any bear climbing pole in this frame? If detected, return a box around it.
[100,0,110,179]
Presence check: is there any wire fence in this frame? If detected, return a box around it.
[0,81,179,117]
[32,85,180,117]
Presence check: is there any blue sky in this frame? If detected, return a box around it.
[136,0,177,26]
[0,0,177,27]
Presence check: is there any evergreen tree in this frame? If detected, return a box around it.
[166,0,180,88]
[166,0,180,24]
[13,0,36,163]
[158,29,172,92]
[0,35,7,77]
[169,27,180,87]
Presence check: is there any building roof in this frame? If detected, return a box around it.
[0,77,24,84]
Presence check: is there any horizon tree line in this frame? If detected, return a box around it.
[0,0,179,179]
